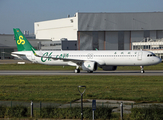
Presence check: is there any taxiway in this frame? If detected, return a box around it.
[0,70,162,76]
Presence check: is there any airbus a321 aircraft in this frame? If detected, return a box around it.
[12,28,161,73]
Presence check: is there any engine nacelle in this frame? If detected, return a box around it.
[100,65,117,71]
[82,61,98,71]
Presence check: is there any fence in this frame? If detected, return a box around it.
[0,100,163,119]
[1,100,163,112]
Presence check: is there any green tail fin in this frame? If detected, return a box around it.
[13,28,35,51]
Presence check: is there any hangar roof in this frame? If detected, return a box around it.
[77,12,163,31]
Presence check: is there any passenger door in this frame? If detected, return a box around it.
[137,51,142,60]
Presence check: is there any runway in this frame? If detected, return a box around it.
[0,70,163,76]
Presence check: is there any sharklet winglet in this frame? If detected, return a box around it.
[31,47,40,57]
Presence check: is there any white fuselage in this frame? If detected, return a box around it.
[12,50,161,67]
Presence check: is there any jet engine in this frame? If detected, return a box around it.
[100,65,117,71]
[81,61,98,71]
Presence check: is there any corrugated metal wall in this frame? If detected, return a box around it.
[131,31,144,42]
[77,12,163,50]
[124,32,130,50]
[80,32,93,50]
[106,32,118,50]
[78,12,163,31]
[79,31,131,50]
[157,31,163,39]
[78,31,163,50]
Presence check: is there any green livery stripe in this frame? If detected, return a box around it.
[13,28,35,51]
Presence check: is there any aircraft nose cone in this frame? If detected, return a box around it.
[152,57,162,65]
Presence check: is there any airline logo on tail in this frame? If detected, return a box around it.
[13,28,34,51]
[17,36,25,45]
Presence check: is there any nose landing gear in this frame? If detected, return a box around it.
[140,66,145,73]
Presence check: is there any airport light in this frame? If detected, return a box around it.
[78,86,86,120]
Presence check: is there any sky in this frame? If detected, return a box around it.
[0,0,163,34]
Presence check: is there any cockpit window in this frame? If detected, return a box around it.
[147,53,156,57]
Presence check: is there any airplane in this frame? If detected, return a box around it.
[11,28,162,73]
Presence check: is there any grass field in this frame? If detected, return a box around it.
[0,62,163,70]
[0,62,162,103]
[0,75,163,103]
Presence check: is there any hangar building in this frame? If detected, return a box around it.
[35,12,163,51]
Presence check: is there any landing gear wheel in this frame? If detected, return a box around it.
[141,70,145,73]
[75,69,80,73]
[140,66,145,74]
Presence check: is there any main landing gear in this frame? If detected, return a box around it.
[140,66,145,73]
[74,69,80,73]
[74,66,80,73]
